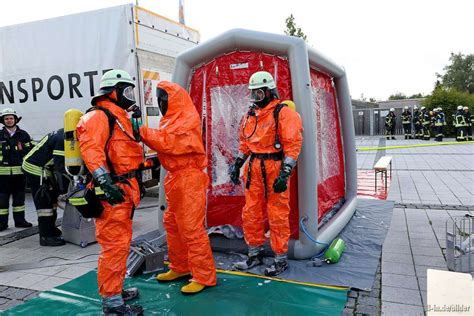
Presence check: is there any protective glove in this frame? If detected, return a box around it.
[273,164,293,193]
[95,173,125,205]
[229,157,246,185]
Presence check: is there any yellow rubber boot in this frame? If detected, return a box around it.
[156,270,190,282]
[181,281,206,295]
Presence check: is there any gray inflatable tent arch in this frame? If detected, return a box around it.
[156,28,357,259]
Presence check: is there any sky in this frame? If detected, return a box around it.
[0,0,472,101]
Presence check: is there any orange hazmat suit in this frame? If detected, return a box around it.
[140,81,217,286]
[239,99,303,255]
[77,98,143,297]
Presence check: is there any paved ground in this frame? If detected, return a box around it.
[0,137,473,314]
[344,136,473,315]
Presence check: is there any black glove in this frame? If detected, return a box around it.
[95,173,125,205]
[273,164,293,193]
[229,157,246,185]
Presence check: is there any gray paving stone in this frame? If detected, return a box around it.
[385,230,409,239]
[0,288,18,298]
[410,246,443,257]
[0,286,7,294]
[348,290,358,298]
[413,255,446,268]
[29,276,70,291]
[382,273,419,290]
[54,266,92,279]
[382,261,416,276]
[22,291,39,301]
[382,252,412,264]
[0,298,23,311]
[417,277,427,292]
[5,274,49,289]
[355,304,380,315]
[382,301,424,316]
[383,238,410,247]
[342,307,354,316]
[0,297,9,305]
[367,287,380,298]
[0,272,23,285]
[345,297,356,308]
[408,238,439,248]
[358,295,379,306]
[421,290,427,307]
[33,265,68,277]
[415,265,447,278]
[382,244,412,255]
[387,226,408,234]
[1,288,35,300]
[382,286,423,306]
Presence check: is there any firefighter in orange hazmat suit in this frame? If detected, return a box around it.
[139,81,217,295]
[230,71,303,276]
[76,70,144,315]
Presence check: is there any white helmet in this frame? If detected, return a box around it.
[438,107,442,111]
[433,108,439,112]
[463,106,469,110]
[389,108,395,112]
[414,105,418,110]
[421,106,426,110]
[248,71,276,90]
[404,106,409,110]
[457,105,463,110]
[0,108,21,124]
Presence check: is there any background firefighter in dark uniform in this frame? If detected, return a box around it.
[454,105,467,141]
[401,106,412,139]
[413,106,422,139]
[230,71,303,277]
[22,128,68,246]
[385,108,396,140]
[0,108,34,231]
[421,106,431,140]
[433,107,446,142]
[464,106,473,141]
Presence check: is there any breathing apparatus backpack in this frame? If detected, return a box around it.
[66,106,140,218]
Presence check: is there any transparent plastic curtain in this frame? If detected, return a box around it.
[310,69,345,222]
[210,84,249,197]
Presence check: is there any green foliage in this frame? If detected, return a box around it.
[422,88,474,136]
[437,53,474,94]
[388,92,424,100]
[408,93,424,99]
[284,14,307,42]
[388,92,407,100]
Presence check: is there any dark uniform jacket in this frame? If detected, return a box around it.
[22,129,65,188]
[0,126,33,176]
[401,111,412,125]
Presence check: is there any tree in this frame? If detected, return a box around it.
[436,53,474,94]
[388,92,407,100]
[284,14,307,42]
[422,87,474,136]
[408,93,424,99]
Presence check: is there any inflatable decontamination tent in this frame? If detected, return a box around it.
[157,29,357,259]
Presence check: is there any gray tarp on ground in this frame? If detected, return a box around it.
[139,198,394,291]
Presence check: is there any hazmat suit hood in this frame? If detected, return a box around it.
[157,81,200,132]
[139,81,206,172]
